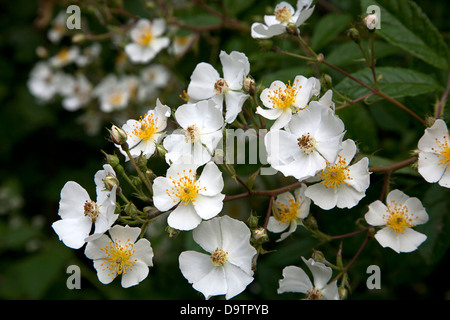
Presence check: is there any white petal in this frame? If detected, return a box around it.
[220,51,250,88]
[375,227,427,253]
[223,262,254,300]
[418,151,446,183]
[251,22,286,39]
[58,181,91,219]
[109,225,141,244]
[179,251,227,299]
[198,162,224,196]
[153,177,178,211]
[85,233,110,260]
[121,260,149,288]
[224,91,249,123]
[386,189,410,206]
[278,265,312,294]
[418,119,448,152]
[52,217,92,249]
[305,183,337,210]
[256,106,284,120]
[193,194,224,220]
[335,184,366,209]
[302,257,332,289]
[168,203,202,230]
[133,238,154,267]
[193,218,223,253]
[438,170,450,188]
[364,200,388,226]
[187,63,219,100]
[270,109,293,131]
[321,281,340,300]
[404,197,429,225]
[93,259,116,284]
[267,216,290,233]
[347,157,370,192]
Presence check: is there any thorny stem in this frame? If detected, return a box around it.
[122,145,153,195]
[369,156,417,173]
[223,181,305,202]
[263,196,274,229]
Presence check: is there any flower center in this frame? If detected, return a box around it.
[275,197,299,223]
[132,113,158,141]
[84,200,99,222]
[432,134,450,170]
[166,169,205,206]
[384,200,416,234]
[274,7,293,23]
[268,80,301,110]
[297,133,316,155]
[100,238,136,278]
[137,28,153,46]
[210,248,228,266]
[319,156,351,189]
[108,92,124,106]
[305,288,323,300]
[214,78,229,95]
[183,124,201,143]
[57,47,70,62]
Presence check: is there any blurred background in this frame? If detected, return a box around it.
[0,0,449,299]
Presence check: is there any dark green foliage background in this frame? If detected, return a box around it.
[0,0,449,300]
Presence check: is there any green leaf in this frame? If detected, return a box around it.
[360,0,450,70]
[335,66,443,101]
[310,13,353,51]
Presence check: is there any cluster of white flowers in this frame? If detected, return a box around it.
[45,1,450,300]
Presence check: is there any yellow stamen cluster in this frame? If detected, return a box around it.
[166,169,205,206]
[210,248,228,266]
[108,92,124,106]
[432,134,450,170]
[100,238,137,278]
[132,113,158,141]
[275,197,299,223]
[297,132,316,155]
[179,90,190,102]
[319,156,351,189]
[83,200,99,222]
[384,200,416,234]
[274,6,293,23]
[57,47,70,62]
[268,80,301,110]
[137,28,153,46]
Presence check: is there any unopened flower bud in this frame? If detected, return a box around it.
[72,33,86,43]
[110,125,128,146]
[124,202,139,216]
[311,250,325,263]
[285,23,299,35]
[247,212,260,229]
[347,27,360,43]
[243,77,256,95]
[103,152,120,168]
[321,74,332,90]
[156,144,167,157]
[131,175,142,187]
[135,153,147,170]
[364,14,378,31]
[304,216,318,230]
[166,226,180,238]
[339,287,348,300]
[253,227,269,243]
[103,175,119,191]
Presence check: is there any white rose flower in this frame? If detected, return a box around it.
[267,184,311,242]
[187,50,250,123]
[418,119,450,188]
[85,225,154,288]
[163,99,224,166]
[52,180,117,249]
[179,215,257,299]
[305,139,371,210]
[364,189,429,253]
[125,18,170,64]
[117,99,171,160]
[251,0,315,39]
[265,104,345,180]
[153,160,225,230]
[278,256,340,300]
[256,75,320,130]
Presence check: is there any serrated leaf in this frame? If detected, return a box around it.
[310,13,353,51]
[335,67,443,101]
[360,0,450,70]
